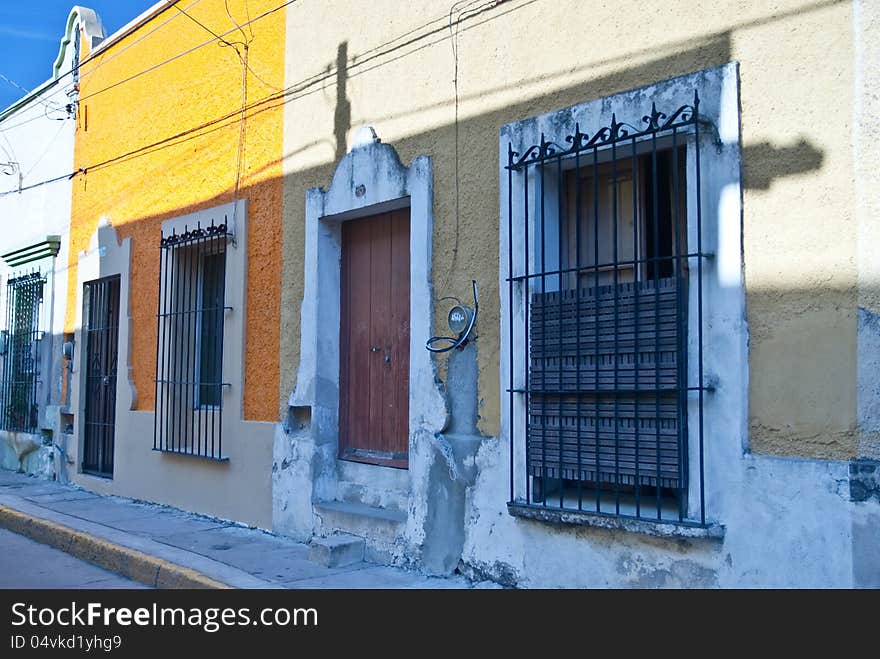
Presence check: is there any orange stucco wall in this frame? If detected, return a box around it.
[66,1,284,421]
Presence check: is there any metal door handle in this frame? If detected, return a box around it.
[370,346,381,352]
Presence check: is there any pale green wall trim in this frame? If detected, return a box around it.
[52,6,105,80]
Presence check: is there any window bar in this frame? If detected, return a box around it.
[523,147,530,505]
[631,134,642,518]
[592,143,601,513]
[211,227,218,458]
[162,235,174,452]
[611,118,621,516]
[508,144,515,504]
[555,150,564,509]
[193,231,201,457]
[153,242,164,450]
[192,226,201,455]
[171,229,182,452]
[175,229,186,453]
[694,89,705,524]
[508,252,705,283]
[575,136,583,511]
[180,230,189,454]
[672,127,685,522]
[539,135,547,506]
[650,106,662,519]
[203,233,210,455]
[2,281,9,430]
[185,227,193,454]
[30,278,39,434]
[216,226,224,460]
[217,222,226,456]
[189,225,199,455]
[165,235,175,453]
[211,226,218,459]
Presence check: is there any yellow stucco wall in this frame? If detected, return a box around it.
[67,0,284,421]
[280,0,861,458]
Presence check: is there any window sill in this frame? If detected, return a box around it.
[507,502,724,540]
[152,448,229,463]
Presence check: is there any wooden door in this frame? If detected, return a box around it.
[339,209,410,468]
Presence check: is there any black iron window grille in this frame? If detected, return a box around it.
[506,91,710,526]
[153,220,231,460]
[0,272,44,433]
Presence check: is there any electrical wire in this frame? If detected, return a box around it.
[0,171,75,197]
[4,0,520,192]
[0,72,67,114]
[438,0,497,295]
[73,0,296,103]
[426,280,479,352]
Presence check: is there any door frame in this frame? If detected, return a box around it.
[72,218,135,482]
[338,209,411,468]
[80,274,120,478]
[288,128,446,522]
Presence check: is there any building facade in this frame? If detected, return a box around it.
[1,0,877,587]
[60,0,285,527]
[0,7,105,479]
[272,0,880,587]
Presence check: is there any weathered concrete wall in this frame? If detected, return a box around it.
[855,0,880,459]
[277,0,876,586]
[464,442,875,587]
[280,0,862,460]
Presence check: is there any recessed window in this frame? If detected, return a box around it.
[154,221,229,460]
[505,90,710,525]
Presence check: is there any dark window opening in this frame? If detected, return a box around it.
[153,221,230,461]
[197,250,225,407]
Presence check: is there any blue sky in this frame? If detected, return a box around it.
[0,1,160,108]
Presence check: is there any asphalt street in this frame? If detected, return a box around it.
[0,529,149,589]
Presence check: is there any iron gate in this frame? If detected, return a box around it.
[82,275,120,477]
[0,272,44,433]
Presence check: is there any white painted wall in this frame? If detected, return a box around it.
[0,7,104,474]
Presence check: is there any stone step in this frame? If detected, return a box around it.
[308,533,365,568]
[335,459,409,512]
[336,480,408,513]
[314,500,406,541]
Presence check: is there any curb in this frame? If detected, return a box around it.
[0,504,230,589]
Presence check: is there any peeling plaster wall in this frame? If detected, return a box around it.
[855,0,880,459]
[276,1,876,585]
[464,442,867,587]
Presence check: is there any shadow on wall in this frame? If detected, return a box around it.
[742,138,825,190]
[66,14,836,437]
[334,41,351,163]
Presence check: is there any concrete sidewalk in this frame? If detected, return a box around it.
[0,470,475,589]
